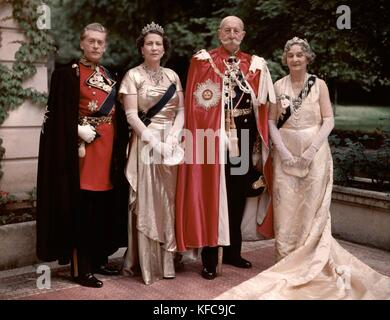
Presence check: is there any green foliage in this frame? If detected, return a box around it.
[27,186,37,202]
[48,0,390,90]
[0,211,35,225]
[365,137,390,186]
[215,0,390,89]
[49,0,229,72]
[0,0,56,179]
[334,105,390,133]
[330,133,390,189]
[0,189,37,225]
[330,135,368,185]
[0,190,15,205]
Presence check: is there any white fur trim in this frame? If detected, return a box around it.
[250,55,276,104]
[194,49,211,61]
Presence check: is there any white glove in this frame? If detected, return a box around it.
[268,120,294,164]
[141,129,173,159]
[297,145,317,170]
[78,141,86,158]
[165,134,179,147]
[141,128,159,145]
[78,124,96,143]
[156,141,174,159]
[297,117,334,170]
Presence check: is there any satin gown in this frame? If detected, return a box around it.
[119,66,183,284]
[216,74,390,299]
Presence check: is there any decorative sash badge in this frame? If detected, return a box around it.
[193,79,221,110]
[86,68,116,93]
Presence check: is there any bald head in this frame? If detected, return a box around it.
[219,16,244,31]
[218,16,246,53]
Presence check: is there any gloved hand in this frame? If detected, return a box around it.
[268,119,295,165]
[279,144,295,165]
[78,141,86,158]
[297,144,317,169]
[141,129,173,159]
[165,134,179,148]
[155,141,174,159]
[78,124,96,143]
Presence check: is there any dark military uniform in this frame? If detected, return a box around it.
[36,60,129,276]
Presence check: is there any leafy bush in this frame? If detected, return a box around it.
[0,189,36,225]
[0,191,15,206]
[330,132,390,191]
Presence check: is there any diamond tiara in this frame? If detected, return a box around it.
[141,22,164,35]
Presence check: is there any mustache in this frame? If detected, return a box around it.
[220,38,242,46]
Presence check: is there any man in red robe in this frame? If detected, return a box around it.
[175,16,275,279]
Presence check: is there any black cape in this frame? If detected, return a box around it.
[36,62,129,263]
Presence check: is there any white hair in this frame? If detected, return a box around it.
[219,16,245,30]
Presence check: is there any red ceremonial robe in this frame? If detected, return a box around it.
[175,47,274,252]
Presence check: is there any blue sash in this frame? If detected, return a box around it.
[93,67,117,116]
[277,75,316,129]
[138,83,176,126]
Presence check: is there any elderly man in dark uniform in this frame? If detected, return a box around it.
[36,23,129,288]
[176,16,275,280]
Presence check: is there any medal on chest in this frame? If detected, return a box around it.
[85,67,116,94]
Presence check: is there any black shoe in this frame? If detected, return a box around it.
[94,265,120,276]
[223,257,252,269]
[76,273,103,288]
[201,267,217,280]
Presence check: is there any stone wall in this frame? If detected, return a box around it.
[331,185,390,251]
[0,3,47,198]
[0,221,38,271]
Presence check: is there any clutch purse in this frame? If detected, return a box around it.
[163,144,185,166]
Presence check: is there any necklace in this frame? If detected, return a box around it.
[142,64,163,85]
[289,74,309,120]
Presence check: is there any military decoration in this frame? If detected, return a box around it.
[193,79,221,110]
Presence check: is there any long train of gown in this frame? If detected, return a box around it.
[216,75,390,299]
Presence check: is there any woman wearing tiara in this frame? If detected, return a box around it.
[217,37,390,299]
[119,22,184,284]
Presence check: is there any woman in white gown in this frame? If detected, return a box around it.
[217,37,390,299]
[119,22,184,284]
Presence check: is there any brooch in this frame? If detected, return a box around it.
[278,94,291,109]
[193,79,221,110]
[87,100,99,112]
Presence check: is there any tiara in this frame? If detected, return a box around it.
[291,36,309,45]
[141,22,164,35]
